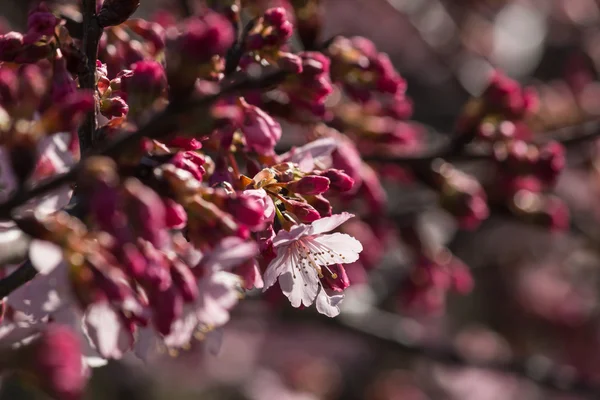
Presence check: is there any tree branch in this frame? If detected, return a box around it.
[77,0,103,153]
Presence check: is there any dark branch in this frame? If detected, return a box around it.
[77,0,103,153]
[0,260,36,298]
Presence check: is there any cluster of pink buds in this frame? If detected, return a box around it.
[327,36,406,102]
[165,11,234,96]
[432,161,489,230]
[0,4,59,63]
[399,250,473,315]
[456,71,538,142]
[243,7,301,72]
[99,18,165,78]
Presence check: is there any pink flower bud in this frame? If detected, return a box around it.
[320,169,354,192]
[321,263,350,292]
[170,151,206,182]
[150,287,183,335]
[166,136,202,150]
[163,198,187,229]
[241,104,282,155]
[0,32,24,62]
[264,7,287,26]
[241,189,276,227]
[537,141,565,185]
[120,60,166,113]
[51,53,77,103]
[17,324,85,400]
[305,194,332,217]
[171,259,199,302]
[284,199,320,223]
[100,96,129,118]
[175,12,234,64]
[123,178,167,247]
[436,163,489,230]
[227,194,266,228]
[287,175,330,195]
[27,6,59,38]
[277,52,303,73]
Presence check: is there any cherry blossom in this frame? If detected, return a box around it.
[263,212,362,316]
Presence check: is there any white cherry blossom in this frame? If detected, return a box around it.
[263,212,362,317]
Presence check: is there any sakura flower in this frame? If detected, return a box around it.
[263,212,363,317]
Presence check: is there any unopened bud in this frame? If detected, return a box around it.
[284,199,320,223]
[16,324,85,400]
[319,169,354,192]
[287,175,330,195]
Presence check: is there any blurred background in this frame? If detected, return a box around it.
[5,0,600,399]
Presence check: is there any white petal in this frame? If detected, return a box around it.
[309,233,363,265]
[29,239,63,274]
[308,212,355,236]
[272,224,311,248]
[281,137,337,166]
[164,307,197,348]
[83,303,132,359]
[262,247,292,291]
[315,287,344,317]
[278,250,319,307]
[196,271,241,327]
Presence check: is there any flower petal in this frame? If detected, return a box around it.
[163,307,197,348]
[308,212,355,236]
[309,232,363,265]
[262,247,291,291]
[203,237,258,271]
[82,303,132,359]
[315,287,344,317]
[278,250,319,307]
[196,271,241,328]
[29,239,63,274]
[272,224,311,248]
